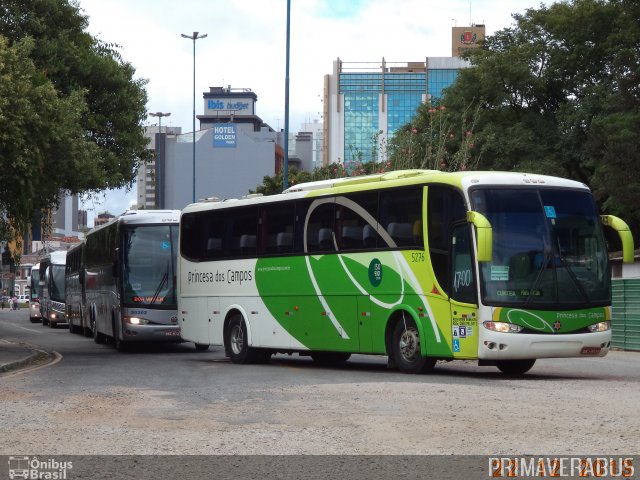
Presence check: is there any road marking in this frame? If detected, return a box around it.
[12,325,43,333]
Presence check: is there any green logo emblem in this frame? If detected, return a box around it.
[369,258,382,287]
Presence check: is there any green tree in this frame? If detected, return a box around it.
[0,0,149,247]
[434,0,640,236]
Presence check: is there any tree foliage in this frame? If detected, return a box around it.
[0,0,149,246]
[404,0,640,237]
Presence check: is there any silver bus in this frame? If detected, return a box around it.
[28,264,43,323]
[84,210,181,351]
[65,241,87,335]
[39,250,67,327]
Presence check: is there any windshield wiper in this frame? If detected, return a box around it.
[524,247,552,308]
[149,263,169,305]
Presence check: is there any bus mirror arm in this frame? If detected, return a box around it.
[467,211,493,262]
[601,215,635,264]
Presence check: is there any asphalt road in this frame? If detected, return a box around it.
[1,307,639,460]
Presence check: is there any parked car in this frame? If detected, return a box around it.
[18,294,29,303]
[29,297,42,323]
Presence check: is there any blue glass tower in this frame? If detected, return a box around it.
[324,57,470,166]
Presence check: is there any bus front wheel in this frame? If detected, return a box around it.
[392,317,436,374]
[496,359,536,375]
[225,314,264,364]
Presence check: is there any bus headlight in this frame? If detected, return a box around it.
[125,316,149,325]
[588,321,610,332]
[482,321,523,333]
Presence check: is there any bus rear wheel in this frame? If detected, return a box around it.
[225,314,265,364]
[496,359,536,375]
[392,317,436,374]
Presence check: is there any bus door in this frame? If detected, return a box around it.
[449,223,479,359]
[206,296,222,345]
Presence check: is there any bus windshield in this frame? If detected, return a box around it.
[50,265,66,302]
[122,225,178,307]
[470,188,610,308]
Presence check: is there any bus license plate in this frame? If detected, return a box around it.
[580,346,601,355]
[166,330,180,337]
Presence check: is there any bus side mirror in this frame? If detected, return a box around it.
[467,211,492,262]
[601,215,635,263]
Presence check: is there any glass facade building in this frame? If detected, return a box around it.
[325,58,469,166]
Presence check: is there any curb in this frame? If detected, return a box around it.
[0,339,57,375]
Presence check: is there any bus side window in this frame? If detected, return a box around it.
[261,202,295,255]
[378,187,422,249]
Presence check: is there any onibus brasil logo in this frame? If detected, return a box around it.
[8,457,73,479]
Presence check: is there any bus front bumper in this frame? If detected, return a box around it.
[122,324,182,342]
[478,330,612,360]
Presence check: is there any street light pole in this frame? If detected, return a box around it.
[283,0,291,191]
[149,112,171,209]
[181,31,207,203]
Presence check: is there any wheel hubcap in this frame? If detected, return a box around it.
[230,324,244,355]
[399,327,420,362]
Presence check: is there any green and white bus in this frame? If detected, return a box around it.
[178,170,634,374]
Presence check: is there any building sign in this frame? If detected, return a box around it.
[213,123,236,148]
[205,98,254,116]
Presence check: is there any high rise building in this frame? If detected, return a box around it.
[322,26,485,166]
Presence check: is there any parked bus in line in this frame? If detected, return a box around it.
[178,169,634,374]
[39,250,67,327]
[84,210,181,351]
[65,241,87,335]
[28,264,43,323]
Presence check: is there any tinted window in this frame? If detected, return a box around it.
[378,187,423,248]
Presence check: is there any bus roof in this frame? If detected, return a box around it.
[87,209,180,235]
[182,169,590,214]
[40,249,67,264]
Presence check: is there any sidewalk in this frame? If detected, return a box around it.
[0,307,50,373]
[0,339,42,373]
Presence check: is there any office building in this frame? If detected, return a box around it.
[154,86,279,210]
[322,26,485,166]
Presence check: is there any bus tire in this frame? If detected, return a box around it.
[113,318,128,352]
[391,317,436,374]
[496,359,536,375]
[194,343,210,352]
[30,317,39,324]
[93,315,106,344]
[225,314,260,364]
[310,352,351,365]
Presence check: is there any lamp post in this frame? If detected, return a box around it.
[181,31,207,203]
[283,0,291,190]
[149,112,171,208]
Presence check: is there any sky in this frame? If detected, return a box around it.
[77,0,541,226]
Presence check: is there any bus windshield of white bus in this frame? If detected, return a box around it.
[470,188,610,308]
[50,264,66,302]
[122,225,178,307]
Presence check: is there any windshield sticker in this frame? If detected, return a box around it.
[491,266,509,281]
[161,240,170,250]
[544,206,557,219]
